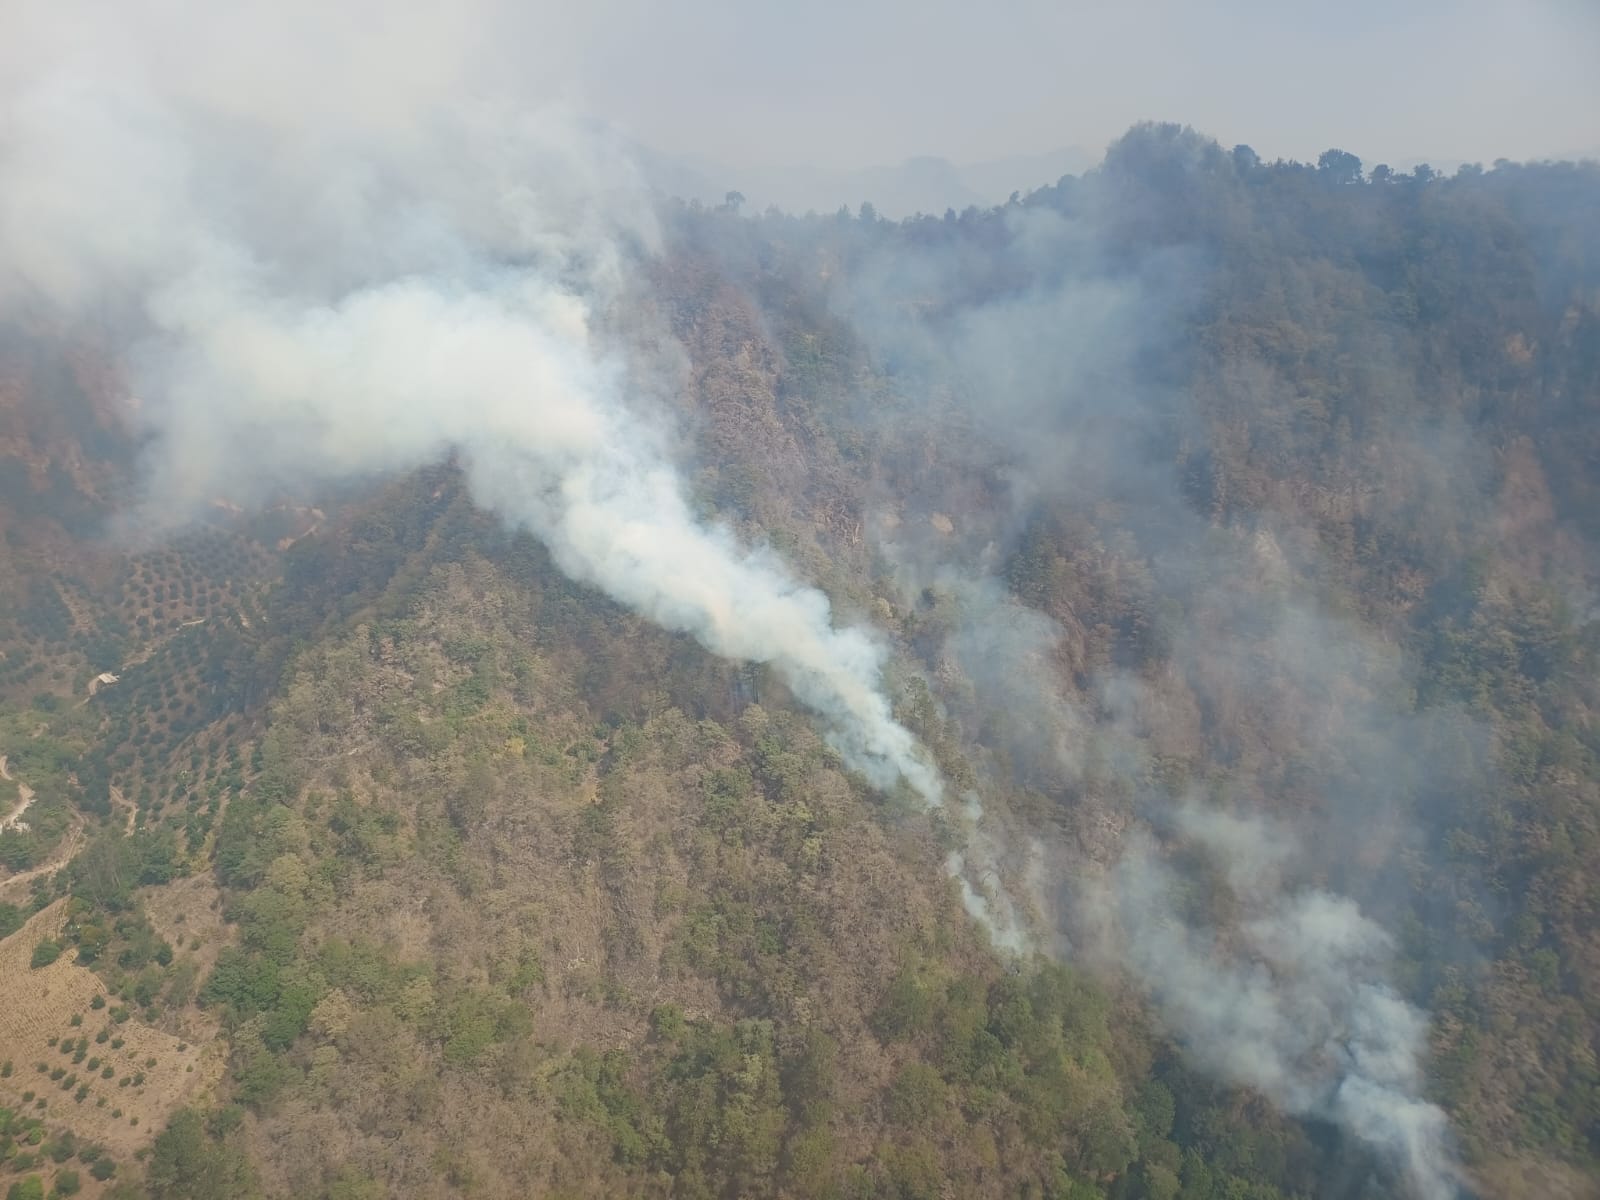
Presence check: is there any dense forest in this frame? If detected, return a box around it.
[0,123,1597,1200]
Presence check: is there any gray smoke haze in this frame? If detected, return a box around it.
[838,195,1469,1196]
[1096,810,1458,1200]
[0,1,945,808]
[1,3,1488,1196]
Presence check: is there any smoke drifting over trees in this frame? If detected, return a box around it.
[1,3,1597,1199]
[1,0,949,810]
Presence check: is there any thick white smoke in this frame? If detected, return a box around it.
[153,277,945,802]
[0,2,943,806]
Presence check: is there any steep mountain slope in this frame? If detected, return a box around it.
[0,127,1597,1200]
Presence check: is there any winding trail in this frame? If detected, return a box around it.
[0,755,37,831]
[0,754,89,898]
[0,819,83,898]
[109,784,138,835]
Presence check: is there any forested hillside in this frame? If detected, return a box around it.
[0,124,1597,1200]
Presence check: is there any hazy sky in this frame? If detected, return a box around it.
[6,0,1597,181]
[551,0,1600,169]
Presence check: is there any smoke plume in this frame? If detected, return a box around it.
[0,1,944,806]
[839,189,1466,1196]
[3,5,1467,1196]
[1092,807,1459,1200]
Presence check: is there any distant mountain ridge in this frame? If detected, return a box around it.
[638,145,1097,218]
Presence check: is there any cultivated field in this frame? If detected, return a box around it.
[0,901,226,1158]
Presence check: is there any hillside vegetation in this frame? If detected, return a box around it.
[0,125,1597,1199]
